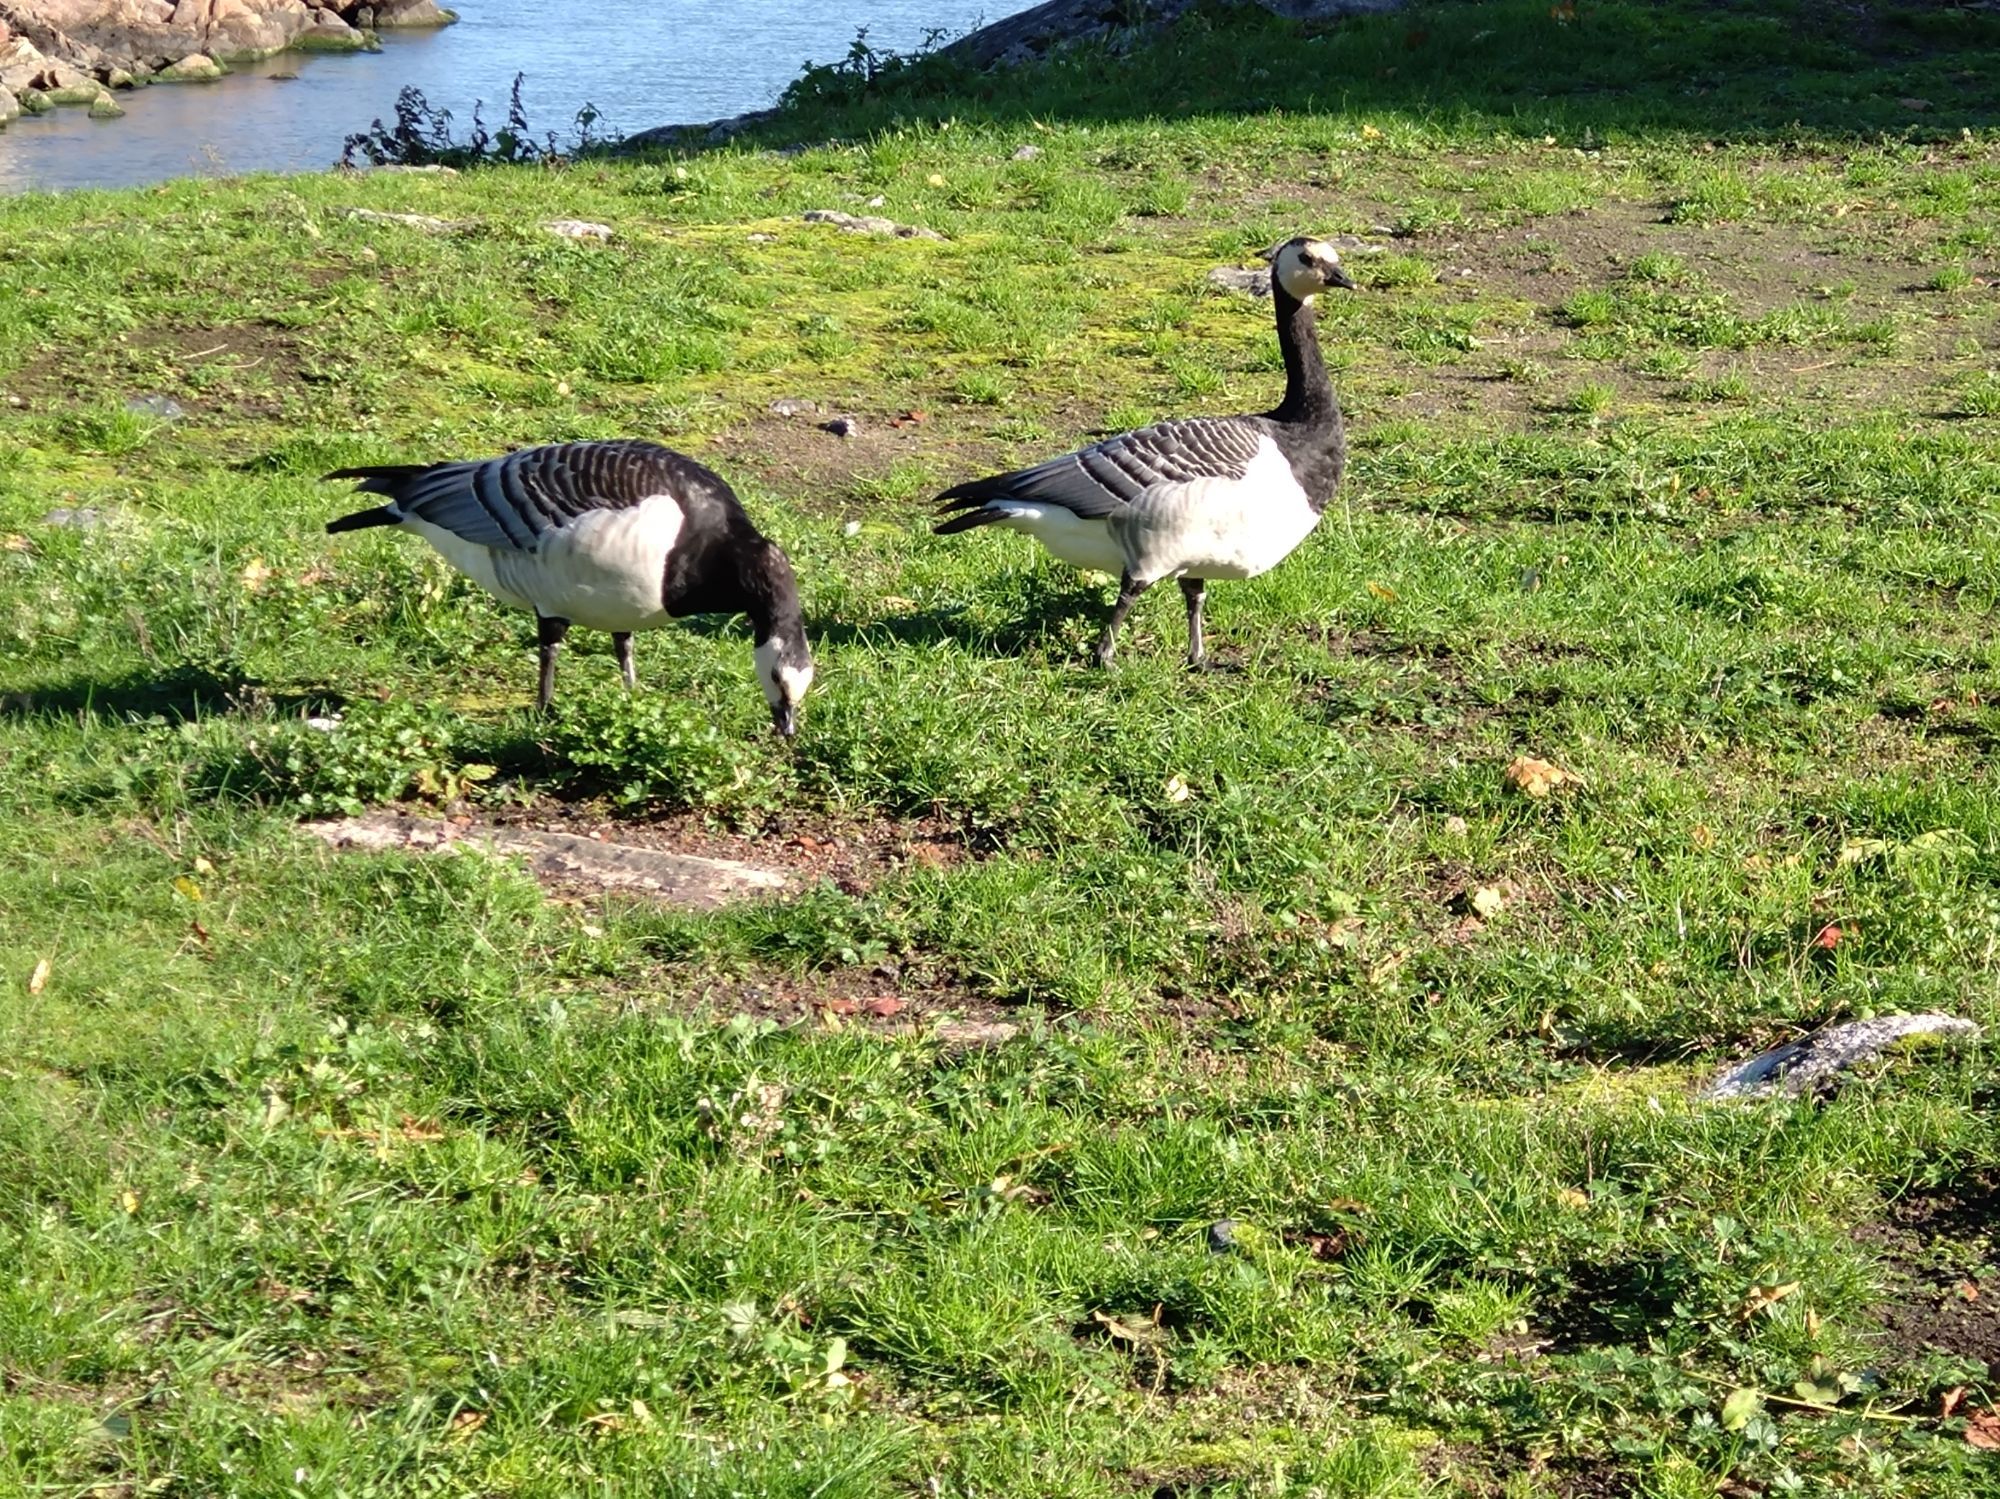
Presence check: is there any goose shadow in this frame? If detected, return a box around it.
[802,578,1116,658]
[0,665,340,724]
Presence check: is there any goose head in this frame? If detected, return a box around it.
[746,540,813,737]
[754,623,814,738]
[1267,236,1357,301]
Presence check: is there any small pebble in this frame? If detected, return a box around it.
[769,397,819,418]
[125,394,185,421]
[1011,143,1042,161]
[842,520,862,537]
[1206,1220,1239,1254]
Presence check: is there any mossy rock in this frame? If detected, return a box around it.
[158,54,227,83]
[88,94,125,120]
[16,89,53,115]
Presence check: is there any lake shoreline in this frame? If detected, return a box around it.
[0,1,456,128]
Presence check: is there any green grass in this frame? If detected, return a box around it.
[4,0,2000,1494]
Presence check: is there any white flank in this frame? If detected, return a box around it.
[404,494,686,632]
[1117,438,1319,583]
[984,503,1127,574]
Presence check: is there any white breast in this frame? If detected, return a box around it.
[1117,438,1319,583]
[406,495,686,631]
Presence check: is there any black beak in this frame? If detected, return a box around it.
[772,702,798,738]
[1329,265,1357,290]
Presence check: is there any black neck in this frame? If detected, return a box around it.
[739,547,802,648]
[1270,289,1338,428]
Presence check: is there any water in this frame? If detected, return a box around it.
[0,0,1017,193]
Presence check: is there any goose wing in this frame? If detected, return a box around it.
[328,440,690,552]
[936,417,1267,524]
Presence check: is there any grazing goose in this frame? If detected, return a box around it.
[934,236,1356,667]
[325,439,814,734]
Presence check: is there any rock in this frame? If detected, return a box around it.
[157,51,224,80]
[42,507,113,529]
[124,393,185,420]
[940,0,1404,72]
[0,88,17,123]
[768,397,819,417]
[745,232,775,243]
[544,218,613,241]
[1699,1013,1981,1102]
[295,8,370,50]
[352,4,373,25]
[87,88,121,115]
[303,811,790,908]
[1206,1219,1239,1254]
[0,35,54,93]
[375,162,456,174]
[16,87,51,113]
[1010,142,1042,160]
[103,64,136,86]
[802,208,944,241]
[1208,265,1272,298]
[369,0,456,26]
[933,1019,1020,1053]
[342,206,463,232]
[818,415,859,438]
[618,105,776,153]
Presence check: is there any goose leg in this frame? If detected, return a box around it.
[613,631,637,690]
[1180,578,1207,669]
[536,615,570,711]
[1094,572,1154,668]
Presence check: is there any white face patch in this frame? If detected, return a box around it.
[754,639,815,710]
[1272,239,1343,302]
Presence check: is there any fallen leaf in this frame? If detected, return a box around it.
[1966,1409,2000,1450]
[1360,124,1382,140]
[927,172,945,186]
[119,1189,140,1215]
[887,409,930,427]
[879,595,916,611]
[1365,580,1398,601]
[262,1090,290,1129]
[1558,1187,1590,1209]
[239,558,272,591]
[1958,1280,1980,1301]
[1720,1387,1763,1431]
[1163,774,1192,804]
[1470,885,1506,919]
[448,1410,487,1439]
[1504,755,1584,799]
[1836,838,1889,867]
[1283,1228,1350,1260]
[1443,815,1469,836]
[1691,823,1714,849]
[1,533,30,552]
[28,957,50,994]
[821,998,860,1017]
[862,996,905,1018]
[172,875,204,902]
[192,856,215,875]
[1739,1281,1801,1319]
[1941,1384,1967,1419]
[1091,1308,1163,1343]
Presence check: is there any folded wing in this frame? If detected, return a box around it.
[935,418,1266,529]
[328,440,689,551]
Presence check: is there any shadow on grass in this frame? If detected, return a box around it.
[635,0,2000,151]
[0,665,323,725]
[804,575,1114,657]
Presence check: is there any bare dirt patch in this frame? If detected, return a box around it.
[1861,1174,2000,1377]
[303,802,973,908]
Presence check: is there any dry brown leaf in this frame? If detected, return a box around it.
[28,957,50,995]
[1365,580,1398,602]
[1504,755,1584,799]
[240,558,272,591]
[1739,1281,1802,1319]
[1558,1188,1590,1209]
[1966,1408,2000,1450]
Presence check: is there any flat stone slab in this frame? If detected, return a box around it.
[802,209,945,241]
[303,811,790,908]
[1700,1013,1981,1101]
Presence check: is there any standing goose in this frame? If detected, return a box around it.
[934,236,1357,667]
[325,439,814,734]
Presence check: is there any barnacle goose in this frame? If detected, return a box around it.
[325,439,814,734]
[935,236,1356,667]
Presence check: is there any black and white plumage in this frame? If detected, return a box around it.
[934,236,1358,667]
[325,439,813,733]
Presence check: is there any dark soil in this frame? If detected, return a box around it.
[1860,1173,2000,1376]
